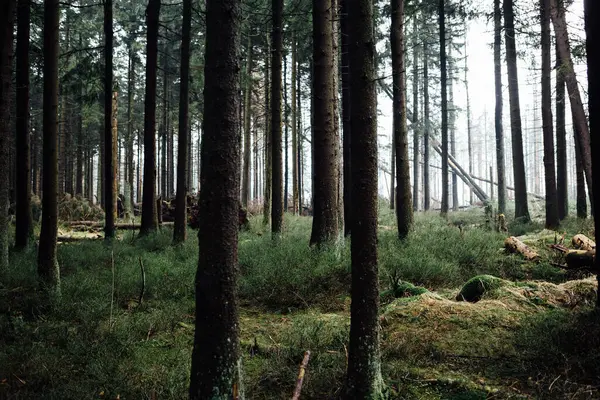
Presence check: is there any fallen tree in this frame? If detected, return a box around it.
[504,236,539,260]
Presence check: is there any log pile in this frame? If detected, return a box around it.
[550,234,597,273]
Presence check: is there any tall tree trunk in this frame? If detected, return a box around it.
[292,32,299,215]
[38,0,60,295]
[297,63,303,211]
[541,0,559,229]
[552,0,593,216]
[494,0,507,215]
[583,0,599,303]
[263,38,271,226]
[140,0,160,236]
[464,22,474,206]
[76,82,84,196]
[341,0,352,232]
[104,0,116,240]
[0,0,16,272]
[173,0,191,244]
[412,12,420,212]
[332,0,342,230]
[242,34,253,209]
[423,41,430,211]
[271,0,283,236]
[344,0,383,396]
[310,0,340,246]
[188,0,242,396]
[574,122,587,218]
[449,43,458,211]
[161,51,168,199]
[127,45,135,211]
[504,0,530,222]
[439,0,449,217]
[555,44,568,220]
[15,0,33,250]
[284,49,289,213]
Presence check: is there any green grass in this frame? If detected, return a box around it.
[1,208,598,399]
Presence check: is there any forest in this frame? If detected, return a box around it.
[0,0,599,398]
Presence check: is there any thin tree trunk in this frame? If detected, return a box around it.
[292,32,299,215]
[38,0,60,295]
[465,22,474,206]
[555,43,568,220]
[263,37,272,226]
[541,0,559,228]
[574,122,587,219]
[15,0,33,250]
[242,34,253,209]
[504,0,530,221]
[173,0,191,244]
[439,0,449,217]
[104,0,116,240]
[310,0,339,246]
[344,0,383,396]
[412,12,419,212]
[271,0,283,236]
[284,47,289,212]
[140,0,160,236]
[423,41,430,211]
[494,0,507,215]
[341,0,352,231]
[449,42,458,211]
[127,45,135,210]
[297,63,303,211]
[76,82,84,196]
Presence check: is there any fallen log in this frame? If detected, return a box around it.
[572,234,596,251]
[67,221,174,230]
[291,350,311,400]
[504,236,539,260]
[565,250,596,270]
[57,235,103,242]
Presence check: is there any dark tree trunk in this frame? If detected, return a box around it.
[15,0,33,250]
[494,0,507,215]
[412,14,420,212]
[439,0,449,217]
[297,63,303,211]
[583,0,600,304]
[341,0,352,233]
[344,0,383,396]
[76,82,83,196]
[541,0,559,229]
[551,0,593,215]
[271,0,283,236]
[173,0,191,244]
[38,0,60,294]
[574,122,587,219]
[263,38,271,226]
[0,0,16,271]
[284,50,289,213]
[188,0,242,396]
[555,43,568,220]
[449,44,458,211]
[104,0,116,240]
[127,46,135,210]
[242,34,253,209]
[423,42,430,211]
[465,22,474,206]
[140,0,160,236]
[292,33,299,215]
[504,0,530,222]
[310,0,339,246]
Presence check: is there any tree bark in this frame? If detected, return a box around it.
[493,0,507,215]
[271,0,283,236]
[341,0,352,233]
[173,0,191,244]
[15,0,33,250]
[412,13,420,212]
[439,0,449,217]
[503,0,530,222]
[292,33,299,215]
[423,41,430,211]
[140,0,160,236]
[574,122,588,219]
[104,0,116,240]
[242,34,253,209]
[38,0,60,295]
[263,37,272,226]
[555,44,568,220]
[449,42,458,211]
[344,0,384,397]
[310,0,339,246]
[188,0,242,397]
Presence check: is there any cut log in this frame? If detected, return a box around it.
[504,236,539,260]
[565,250,596,270]
[572,234,596,251]
[57,235,103,242]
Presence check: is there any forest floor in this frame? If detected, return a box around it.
[1,204,599,399]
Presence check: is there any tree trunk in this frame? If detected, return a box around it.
[263,38,271,226]
[584,0,600,303]
[449,42,458,211]
[76,81,84,196]
[341,0,351,233]
[310,0,339,246]
[188,0,242,397]
[412,13,420,212]
[104,0,116,240]
[127,45,135,211]
[439,0,449,217]
[541,0,559,229]
[38,0,60,295]
[494,0,506,215]
[344,0,384,396]
[423,41,430,211]
[15,0,33,250]
[292,32,299,215]
[242,34,253,209]
[140,0,160,236]
[284,48,289,213]
[574,122,587,219]
[173,0,191,244]
[555,44,568,220]
[297,63,303,211]
[504,0,530,222]
[271,0,283,236]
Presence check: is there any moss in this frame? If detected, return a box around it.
[456,275,507,302]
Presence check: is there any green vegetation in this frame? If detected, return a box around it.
[1,209,598,399]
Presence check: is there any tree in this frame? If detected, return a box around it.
[140,0,160,236]
[173,0,192,244]
[310,0,339,246]
[412,12,420,212]
[493,0,507,215]
[0,0,16,273]
[341,0,352,235]
[15,0,33,250]
[541,0,559,229]
[423,37,430,211]
[344,0,384,396]
[242,34,253,210]
[291,32,299,215]
[271,0,283,236]
[583,0,599,303]
[188,0,242,396]
[439,0,449,217]
[555,46,568,220]
[104,0,116,240]
[503,0,530,222]
[38,0,60,295]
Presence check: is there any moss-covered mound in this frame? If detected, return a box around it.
[456,275,508,302]
[381,281,428,301]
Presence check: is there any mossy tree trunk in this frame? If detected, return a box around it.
[173,0,191,244]
[344,0,384,397]
[188,0,242,397]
